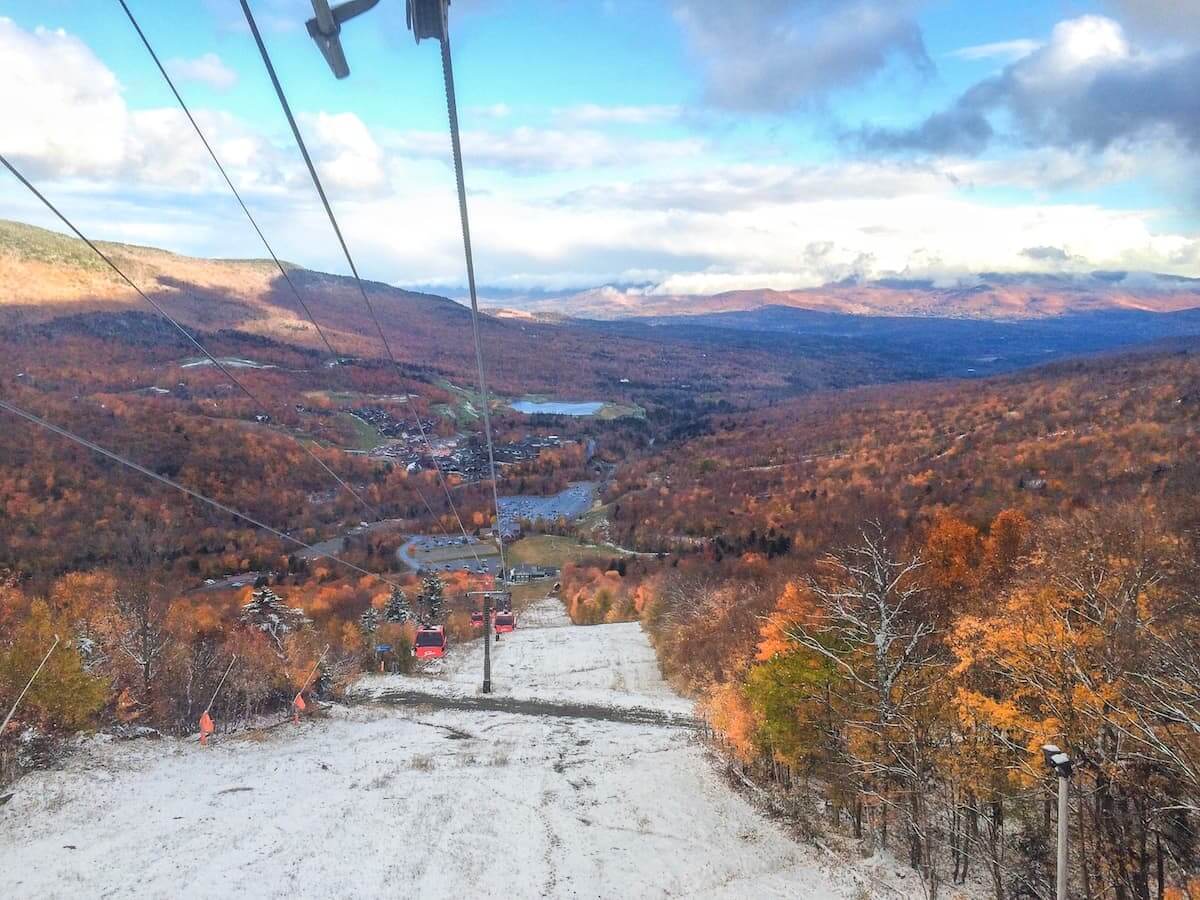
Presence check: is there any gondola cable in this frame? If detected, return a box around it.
[239,0,492,572]
[114,0,467,567]
[0,397,407,591]
[436,28,509,581]
[0,152,381,523]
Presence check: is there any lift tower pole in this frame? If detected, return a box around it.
[305,0,508,584]
[304,0,507,693]
[468,590,509,694]
[480,590,492,694]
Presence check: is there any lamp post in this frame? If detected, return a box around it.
[1042,743,1073,900]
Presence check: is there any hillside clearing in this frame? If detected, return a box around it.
[505,534,627,569]
[0,601,912,898]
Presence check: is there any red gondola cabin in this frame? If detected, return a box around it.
[494,613,516,634]
[413,625,447,659]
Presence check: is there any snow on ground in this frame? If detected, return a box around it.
[0,600,916,899]
[358,599,694,716]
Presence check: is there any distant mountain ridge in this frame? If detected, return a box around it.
[485,272,1200,322]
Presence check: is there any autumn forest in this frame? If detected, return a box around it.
[3,220,1200,897]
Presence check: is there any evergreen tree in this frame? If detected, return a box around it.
[383,587,412,624]
[359,605,381,636]
[420,573,445,621]
[239,586,310,656]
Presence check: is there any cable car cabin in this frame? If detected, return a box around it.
[413,625,447,659]
[494,613,516,634]
[470,610,484,628]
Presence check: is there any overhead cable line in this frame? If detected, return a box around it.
[239,0,490,571]
[0,152,381,522]
[0,396,406,591]
[116,0,341,365]
[437,29,509,581]
[113,0,454,553]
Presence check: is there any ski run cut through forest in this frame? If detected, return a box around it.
[0,600,920,899]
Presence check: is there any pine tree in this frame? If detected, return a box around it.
[420,573,445,622]
[239,586,311,656]
[383,587,412,624]
[359,605,381,636]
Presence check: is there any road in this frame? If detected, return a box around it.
[195,518,405,593]
[0,600,909,898]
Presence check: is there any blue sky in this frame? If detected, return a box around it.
[2,0,1199,295]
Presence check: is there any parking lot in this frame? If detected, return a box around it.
[397,534,503,574]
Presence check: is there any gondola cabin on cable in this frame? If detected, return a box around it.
[413,625,447,659]
[494,612,516,634]
[470,610,484,628]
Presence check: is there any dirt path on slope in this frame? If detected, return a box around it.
[365,687,698,729]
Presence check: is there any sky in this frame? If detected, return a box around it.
[2,0,1200,296]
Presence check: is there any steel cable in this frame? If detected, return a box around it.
[0,397,406,590]
[0,152,382,522]
[114,0,462,569]
[239,0,491,571]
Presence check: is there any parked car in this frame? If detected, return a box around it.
[413,625,447,659]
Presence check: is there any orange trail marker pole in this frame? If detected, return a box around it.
[293,646,329,725]
[200,655,237,746]
[0,634,60,738]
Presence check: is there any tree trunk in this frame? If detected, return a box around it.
[1079,782,1092,900]
[989,799,1005,900]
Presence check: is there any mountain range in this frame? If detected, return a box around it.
[484,273,1200,322]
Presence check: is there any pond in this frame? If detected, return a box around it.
[511,400,604,416]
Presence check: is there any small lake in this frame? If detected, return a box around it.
[511,400,603,416]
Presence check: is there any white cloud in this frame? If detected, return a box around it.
[861,16,1200,157]
[469,103,512,119]
[0,18,286,191]
[1021,15,1130,83]
[385,126,705,175]
[164,52,238,91]
[302,112,386,192]
[672,0,930,111]
[0,18,128,178]
[0,16,1197,299]
[948,39,1040,62]
[1102,0,1200,42]
[556,104,682,125]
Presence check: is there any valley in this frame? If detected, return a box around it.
[3,220,1200,899]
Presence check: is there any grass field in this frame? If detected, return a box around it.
[434,379,489,423]
[338,412,387,451]
[303,390,411,405]
[597,402,644,420]
[505,535,624,569]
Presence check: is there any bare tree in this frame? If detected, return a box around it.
[786,522,945,893]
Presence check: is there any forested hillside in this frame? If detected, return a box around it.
[0,220,880,402]
[556,345,1200,897]
[606,346,1200,554]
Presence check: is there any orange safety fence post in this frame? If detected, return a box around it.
[292,645,329,726]
[199,655,237,746]
[199,711,214,746]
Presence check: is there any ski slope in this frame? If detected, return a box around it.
[0,600,912,898]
